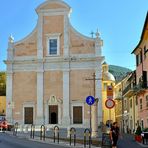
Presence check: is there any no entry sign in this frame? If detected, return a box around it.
[105,99,115,109]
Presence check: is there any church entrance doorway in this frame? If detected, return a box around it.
[49,105,58,124]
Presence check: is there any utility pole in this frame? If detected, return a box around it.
[86,73,101,137]
[86,73,101,98]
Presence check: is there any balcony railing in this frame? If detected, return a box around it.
[122,83,135,96]
[134,81,148,92]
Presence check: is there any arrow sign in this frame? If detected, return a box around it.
[86,96,95,105]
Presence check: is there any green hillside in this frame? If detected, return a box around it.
[109,65,132,82]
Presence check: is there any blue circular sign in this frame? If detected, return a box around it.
[86,96,95,105]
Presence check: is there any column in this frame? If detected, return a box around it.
[36,71,44,125]
[96,66,103,126]
[44,102,48,125]
[58,103,62,125]
[62,70,70,126]
[91,101,98,137]
[63,13,70,126]
[6,36,14,124]
[95,30,103,126]
[36,11,44,124]
[6,72,13,123]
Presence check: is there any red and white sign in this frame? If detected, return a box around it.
[105,99,115,109]
[107,86,113,99]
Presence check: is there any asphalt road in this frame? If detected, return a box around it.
[117,134,144,148]
[0,133,70,148]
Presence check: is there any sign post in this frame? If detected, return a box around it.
[86,96,95,133]
[106,85,114,126]
[105,99,115,127]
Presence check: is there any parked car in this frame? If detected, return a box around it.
[0,116,8,131]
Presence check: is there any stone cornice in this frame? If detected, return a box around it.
[5,54,104,64]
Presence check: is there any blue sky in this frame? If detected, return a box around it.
[0,0,148,71]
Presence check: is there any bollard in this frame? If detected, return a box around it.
[19,125,23,132]
[30,124,35,139]
[24,125,29,133]
[67,127,70,138]
[53,126,59,143]
[13,122,18,136]
[40,125,46,141]
[84,128,91,148]
[69,127,76,146]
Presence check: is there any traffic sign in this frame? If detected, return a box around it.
[105,99,115,109]
[86,96,95,105]
[107,86,113,99]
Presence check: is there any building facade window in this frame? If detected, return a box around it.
[124,100,127,109]
[144,46,147,59]
[47,34,60,56]
[24,107,33,124]
[140,99,142,110]
[130,99,132,108]
[136,96,138,105]
[141,120,144,129]
[136,51,142,66]
[73,106,83,124]
[49,39,57,55]
[146,95,148,107]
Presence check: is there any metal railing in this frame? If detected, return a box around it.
[30,124,35,139]
[53,126,59,144]
[69,127,76,146]
[13,122,18,136]
[84,128,91,148]
[122,83,135,96]
[40,125,45,141]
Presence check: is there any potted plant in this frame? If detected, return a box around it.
[135,126,142,142]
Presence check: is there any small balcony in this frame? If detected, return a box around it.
[122,83,135,97]
[134,81,148,93]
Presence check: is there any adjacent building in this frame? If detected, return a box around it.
[5,0,104,136]
[0,72,6,115]
[122,72,138,133]
[114,81,123,132]
[102,62,115,127]
[131,12,148,129]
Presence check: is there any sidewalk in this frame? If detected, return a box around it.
[118,134,148,148]
[6,131,101,148]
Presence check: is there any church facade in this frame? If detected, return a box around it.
[5,0,104,135]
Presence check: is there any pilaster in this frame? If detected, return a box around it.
[91,101,98,137]
[62,69,70,126]
[37,13,43,59]
[6,36,14,124]
[6,72,13,123]
[36,61,44,125]
[96,65,103,126]
[64,14,70,56]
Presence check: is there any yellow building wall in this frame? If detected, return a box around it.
[102,81,115,125]
[0,96,6,115]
